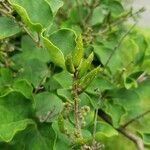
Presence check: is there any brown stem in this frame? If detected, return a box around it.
[0,1,12,12]
[118,128,144,150]
[72,71,81,136]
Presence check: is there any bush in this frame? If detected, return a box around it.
[0,0,150,149]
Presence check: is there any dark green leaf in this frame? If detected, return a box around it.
[0,16,21,39]
[35,92,63,122]
[0,91,34,142]
[19,59,49,87]
[95,121,118,141]
[9,0,53,32]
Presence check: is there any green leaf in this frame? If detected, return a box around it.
[47,0,64,15]
[120,38,141,65]
[69,6,88,24]
[54,134,71,150]
[79,92,94,109]
[0,68,13,90]
[44,76,62,92]
[12,124,56,150]
[110,89,140,109]
[95,121,118,141]
[108,1,124,18]
[0,91,34,142]
[124,76,138,89]
[52,121,72,150]
[57,88,72,102]
[142,57,150,74]
[53,71,72,88]
[133,33,148,65]
[19,59,49,87]
[109,88,142,122]
[13,79,33,100]
[93,34,145,75]
[13,36,50,64]
[86,76,115,95]
[142,133,150,146]
[9,0,53,32]
[102,100,126,128]
[93,44,122,74]
[91,5,107,26]
[138,132,150,147]
[0,16,21,39]
[48,29,76,56]
[41,33,65,69]
[35,92,63,122]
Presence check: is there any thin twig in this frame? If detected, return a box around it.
[0,1,12,12]
[122,109,150,128]
[93,8,144,37]
[103,23,136,70]
[39,106,57,123]
[21,24,41,47]
[33,70,50,94]
[99,109,144,150]
[0,7,12,16]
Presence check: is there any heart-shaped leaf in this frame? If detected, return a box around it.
[0,91,34,142]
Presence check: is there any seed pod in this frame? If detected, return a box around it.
[65,54,75,74]
[79,66,101,92]
[72,35,84,68]
[78,52,94,78]
[58,114,65,133]
[74,137,89,146]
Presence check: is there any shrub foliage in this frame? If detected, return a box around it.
[0,0,150,150]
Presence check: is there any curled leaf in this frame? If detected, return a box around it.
[41,32,65,69]
[8,0,53,32]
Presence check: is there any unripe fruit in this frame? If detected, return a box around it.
[65,54,75,74]
[72,35,84,68]
[79,66,101,92]
[78,52,94,78]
